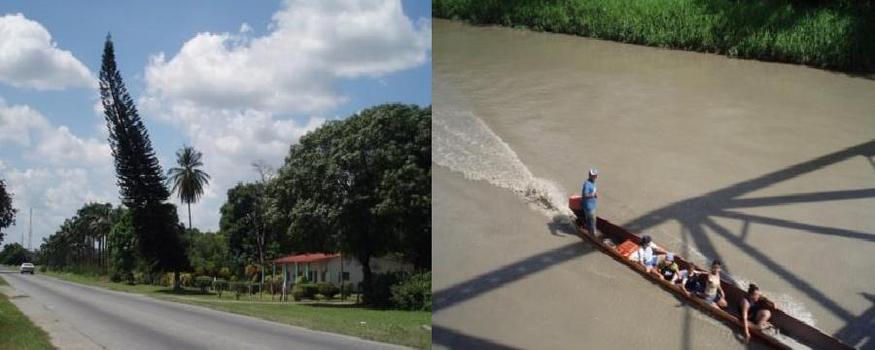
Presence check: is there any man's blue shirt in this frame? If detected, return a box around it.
[582,180,597,211]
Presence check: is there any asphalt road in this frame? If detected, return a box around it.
[1,270,403,350]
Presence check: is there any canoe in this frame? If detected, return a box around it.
[568,195,855,350]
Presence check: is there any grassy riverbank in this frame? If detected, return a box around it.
[42,271,431,349]
[433,0,875,74]
[0,276,55,350]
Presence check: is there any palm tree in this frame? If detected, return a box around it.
[167,146,211,230]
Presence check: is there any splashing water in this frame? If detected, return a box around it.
[432,98,818,344]
[433,106,573,220]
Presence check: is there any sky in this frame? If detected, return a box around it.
[0,0,431,248]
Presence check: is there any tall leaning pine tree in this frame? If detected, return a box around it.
[99,34,189,290]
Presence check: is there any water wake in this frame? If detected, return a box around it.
[433,107,573,220]
[433,101,817,340]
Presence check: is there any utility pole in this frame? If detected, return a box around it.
[28,207,32,250]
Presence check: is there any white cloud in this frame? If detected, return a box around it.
[0,13,96,90]
[144,0,430,113]
[141,0,429,231]
[3,166,116,248]
[0,99,111,167]
[0,99,116,247]
[0,102,49,146]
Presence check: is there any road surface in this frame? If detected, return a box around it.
[0,269,403,350]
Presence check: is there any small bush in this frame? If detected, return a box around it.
[294,275,309,284]
[194,276,212,294]
[134,272,147,285]
[110,273,122,283]
[229,282,247,300]
[391,272,432,311]
[245,264,260,280]
[291,284,305,301]
[213,279,228,298]
[218,267,231,280]
[265,276,283,296]
[38,265,47,273]
[179,273,193,287]
[316,282,340,299]
[341,282,356,296]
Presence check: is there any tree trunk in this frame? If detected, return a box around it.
[174,269,181,291]
[187,202,192,230]
[359,254,372,305]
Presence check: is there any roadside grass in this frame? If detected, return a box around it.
[433,0,875,74]
[0,275,55,350]
[41,271,430,349]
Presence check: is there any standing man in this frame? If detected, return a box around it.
[581,168,598,235]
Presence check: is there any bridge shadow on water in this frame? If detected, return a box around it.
[433,139,875,349]
[622,139,875,350]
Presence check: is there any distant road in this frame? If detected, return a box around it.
[1,269,402,350]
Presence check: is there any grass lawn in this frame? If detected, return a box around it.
[42,271,431,349]
[0,275,55,350]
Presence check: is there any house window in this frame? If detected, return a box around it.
[342,272,350,281]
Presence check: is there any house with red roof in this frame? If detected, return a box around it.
[272,252,412,290]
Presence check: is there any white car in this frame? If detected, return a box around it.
[19,263,35,274]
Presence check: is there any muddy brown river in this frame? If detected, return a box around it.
[433,19,875,350]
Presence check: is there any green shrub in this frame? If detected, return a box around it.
[38,265,47,273]
[134,272,147,285]
[229,282,247,300]
[291,284,305,301]
[341,282,356,295]
[213,279,228,297]
[194,276,212,293]
[316,282,340,299]
[218,267,231,280]
[391,272,432,311]
[179,273,193,287]
[245,264,260,280]
[110,273,122,283]
[265,276,283,296]
[294,275,309,284]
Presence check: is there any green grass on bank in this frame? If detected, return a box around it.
[42,271,431,349]
[0,276,55,350]
[433,0,875,74]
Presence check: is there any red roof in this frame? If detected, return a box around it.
[273,253,340,264]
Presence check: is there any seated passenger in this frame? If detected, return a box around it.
[700,259,727,309]
[658,253,681,283]
[637,235,658,273]
[683,269,704,296]
[741,283,773,343]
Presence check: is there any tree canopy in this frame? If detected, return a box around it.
[99,35,188,281]
[167,146,211,230]
[271,103,431,303]
[0,178,16,245]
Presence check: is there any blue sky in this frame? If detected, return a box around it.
[0,0,431,247]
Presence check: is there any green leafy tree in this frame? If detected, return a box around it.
[271,104,432,304]
[99,34,188,289]
[187,229,230,277]
[109,209,137,283]
[0,243,32,266]
[0,178,16,245]
[220,183,284,277]
[167,146,211,230]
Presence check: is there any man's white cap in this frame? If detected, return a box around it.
[589,168,598,176]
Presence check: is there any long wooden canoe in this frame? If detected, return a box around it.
[568,196,855,350]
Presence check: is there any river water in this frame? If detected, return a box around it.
[432,19,875,350]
